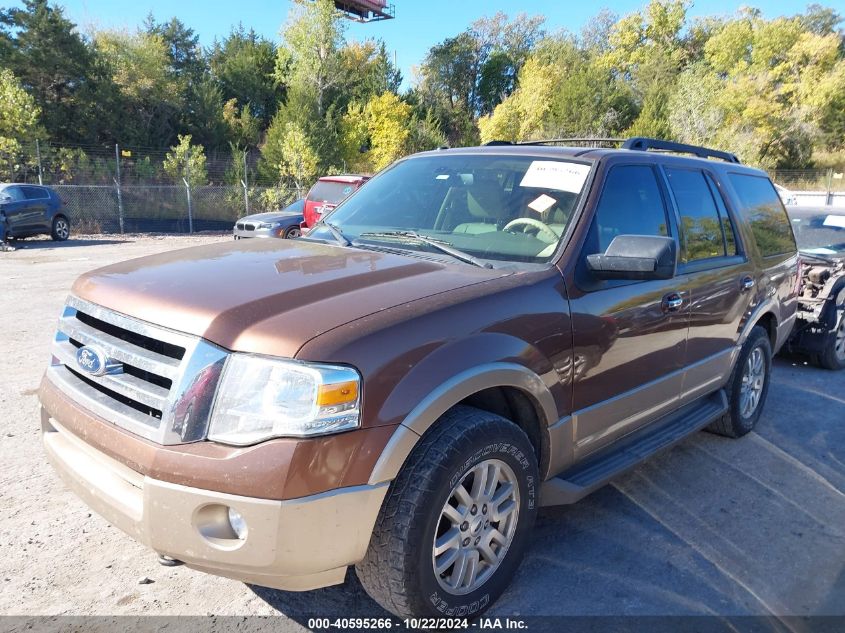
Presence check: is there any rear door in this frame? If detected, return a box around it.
[725,173,800,351]
[566,161,690,457]
[21,185,51,229]
[661,165,755,404]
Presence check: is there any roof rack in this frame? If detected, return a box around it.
[483,138,624,148]
[622,137,740,163]
[517,137,624,148]
[482,136,741,163]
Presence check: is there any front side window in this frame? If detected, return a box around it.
[308,154,592,265]
[666,167,727,262]
[2,186,25,202]
[591,164,669,254]
[729,174,797,257]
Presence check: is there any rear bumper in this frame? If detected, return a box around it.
[41,409,388,591]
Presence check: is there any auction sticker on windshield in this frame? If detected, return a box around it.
[520,161,590,193]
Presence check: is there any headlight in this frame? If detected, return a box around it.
[257,222,280,229]
[207,355,360,445]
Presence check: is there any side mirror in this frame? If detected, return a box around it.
[586,235,677,281]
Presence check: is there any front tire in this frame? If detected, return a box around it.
[816,308,845,370]
[707,325,772,438]
[283,226,302,239]
[357,406,538,619]
[51,215,70,241]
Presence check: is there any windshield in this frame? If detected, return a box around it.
[790,209,845,257]
[307,154,591,265]
[308,180,357,205]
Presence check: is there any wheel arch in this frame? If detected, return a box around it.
[368,363,558,486]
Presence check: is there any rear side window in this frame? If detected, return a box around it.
[666,167,726,262]
[729,174,796,257]
[21,185,49,200]
[308,181,355,205]
[592,165,669,253]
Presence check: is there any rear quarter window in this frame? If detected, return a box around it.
[728,173,796,257]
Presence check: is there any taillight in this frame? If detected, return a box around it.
[795,257,804,294]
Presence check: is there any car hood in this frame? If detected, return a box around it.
[71,238,510,358]
[237,211,302,223]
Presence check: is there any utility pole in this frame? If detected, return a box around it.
[184,151,193,234]
[114,143,124,234]
[242,149,249,216]
[35,140,43,185]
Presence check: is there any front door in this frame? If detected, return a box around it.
[565,162,689,458]
[1,186,29,235]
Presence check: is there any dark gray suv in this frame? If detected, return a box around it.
[0,183,70,241]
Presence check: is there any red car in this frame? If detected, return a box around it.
[302,175,369,228]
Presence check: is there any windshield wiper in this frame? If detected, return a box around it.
[322,221,351,247]
[358,231,493,269]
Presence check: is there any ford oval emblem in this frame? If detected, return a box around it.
[76,345,109,377]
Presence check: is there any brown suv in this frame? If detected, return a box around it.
[39,137,799,618]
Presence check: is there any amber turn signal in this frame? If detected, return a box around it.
[317,381,359,406]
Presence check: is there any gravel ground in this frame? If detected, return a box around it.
[0,234,842,627]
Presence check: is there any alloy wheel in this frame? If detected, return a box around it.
[55,218,69,239]
[431,458,520,595]
[740,347,766,418]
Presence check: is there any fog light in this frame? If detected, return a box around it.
[227,507,247,540]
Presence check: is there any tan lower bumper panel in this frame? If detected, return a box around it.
[42,410,389,591]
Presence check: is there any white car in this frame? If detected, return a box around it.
[774,183,798,206]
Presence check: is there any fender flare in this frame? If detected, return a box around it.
[368,362,558,485]
[739,297,781,347]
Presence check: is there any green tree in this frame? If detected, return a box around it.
[276,0,346,117]
[95,29,184,146]
[223,98,261,149]
[0,0,102,143]
[183,77,228,150]
[478,36,635,143]
[598,0,688,139]
[163,134,208,186]
[144,15,205,82]
[0,68,42,178]
[209,25,280,126]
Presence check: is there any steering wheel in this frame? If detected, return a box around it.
[503,217,559,244]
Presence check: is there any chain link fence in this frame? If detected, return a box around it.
[771,169,845,208]
[4,141,845,235]
[2,141,304,235]
[54,184,300,234]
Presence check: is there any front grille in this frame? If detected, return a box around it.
[48,296,228,444]
[236,223,245,230]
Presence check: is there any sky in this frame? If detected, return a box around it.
[21,0,827,86]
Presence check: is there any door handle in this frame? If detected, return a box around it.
[663,292,684,312]
[740,276,755,291]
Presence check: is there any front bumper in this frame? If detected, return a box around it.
[233,227,282,239]
[41,408,388,591]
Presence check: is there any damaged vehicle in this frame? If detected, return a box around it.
[39,138,799,619]
[785,206,845,369]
